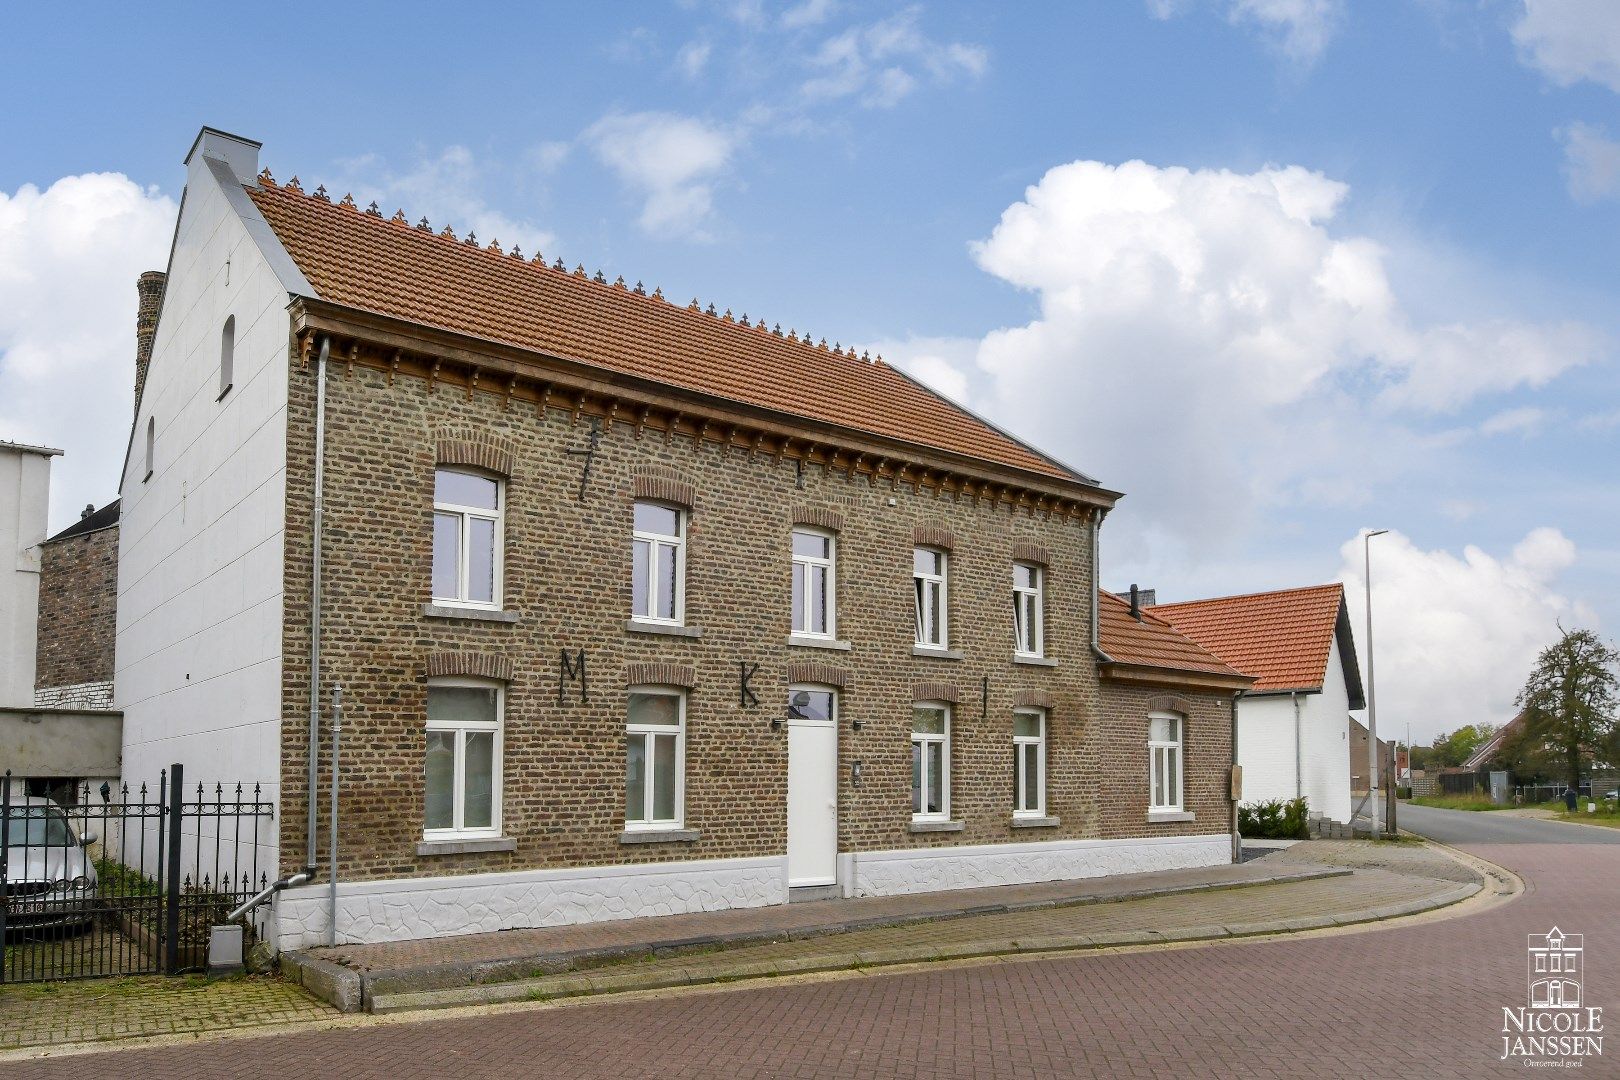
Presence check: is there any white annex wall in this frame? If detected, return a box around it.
[0,445,54,708]
[1237,641,1352,824]
[115,135,291,880]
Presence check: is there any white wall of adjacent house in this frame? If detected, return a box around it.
[115,135,289,878]
[1237,636,1353,824]
[0,444,54,712]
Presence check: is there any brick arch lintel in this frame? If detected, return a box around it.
[1012,689,1054,709]
[791,506,845,533]
[1146,694,1194,716]
[625,662,696,688]
[427,651,513,683]
[787,660,849,687]
[435,428,516,477]
[912,681,959,704]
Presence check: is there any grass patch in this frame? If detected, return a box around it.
[1409,794,1512,811]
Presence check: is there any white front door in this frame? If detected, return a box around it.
[786,691,838,888]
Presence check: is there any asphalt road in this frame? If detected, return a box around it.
[12,807,1619,1079]
[1399,800,1620,846]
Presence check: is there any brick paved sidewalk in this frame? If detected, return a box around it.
[0,975,332,1053]
[371,844,1478,1014]
[289,857,1350,1011]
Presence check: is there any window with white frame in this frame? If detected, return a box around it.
[424,680,502,838]
[1012,562,1044,657]
[626,688,685,829]
[913,547,947,648]
[631,502,685,624]
[1148,712,1183,812]
[432,468,503,608]
[791,529,836,638]
[1013,708,1046,816]
[219,315,235,399]
[911,704,950,820]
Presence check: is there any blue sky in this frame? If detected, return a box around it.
[2,0,1616,741]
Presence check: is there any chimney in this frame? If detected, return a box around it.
[1129,584,1141,620]
[134,270,166,416]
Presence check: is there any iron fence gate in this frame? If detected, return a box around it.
[1,763,274,983]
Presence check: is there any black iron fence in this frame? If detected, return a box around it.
[1,763,274,983]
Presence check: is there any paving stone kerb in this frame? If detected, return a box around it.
[281,843,1478,1013]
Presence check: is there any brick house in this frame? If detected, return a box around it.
[35,500,120,711]
[119,129,1251,951]
[1146,584,1366,823]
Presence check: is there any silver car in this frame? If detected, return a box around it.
[3,797,99,932]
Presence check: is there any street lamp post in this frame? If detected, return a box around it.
[1364,529,1389,835]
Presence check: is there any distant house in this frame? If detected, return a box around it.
[1347,715,1394,796]
[1146,584,1366,824]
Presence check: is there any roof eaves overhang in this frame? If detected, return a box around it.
[1334,598,1367,710]
[1098,661,1254,693]
[289,297,1125,511]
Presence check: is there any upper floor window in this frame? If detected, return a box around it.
[143,416,155,482]
[626,688,685,829]
[911,704,951,821]
[218,315,235,400]
[433,468,502,608]
[1149,712,1183,812]
[1014,708,1046,817]
[1012,562,1044,657]
[632,502,685,624]
[913,547,948,648]
[424,679,502,839]
[791,529,836,638]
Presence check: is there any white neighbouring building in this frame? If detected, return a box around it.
[1147,584,1365,825]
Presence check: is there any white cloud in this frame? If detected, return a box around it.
[1228,0,1344,64]
[336,146,558,257]
[1513,0,1620,93]
[889,159,1601,555]
[1146,0,1344,64]
[782,0,838,30]
[0,173,176,529]
[863,334,977,404]
[1339,528,1595,741]
[585,112,737,241]
[1558,121,1620,202]
[1478,405,1549,437]
[676,40,712,79]
[801,6,987,109]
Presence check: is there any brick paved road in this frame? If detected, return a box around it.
[11,810,1617,1079]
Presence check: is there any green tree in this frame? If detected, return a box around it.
[1429,723,1498,768]
[1515,628,1620,790]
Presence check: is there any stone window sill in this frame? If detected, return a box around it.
[1012,815,1061,828]
[786,634,853,651]
[626,619,703,639]
[1012,654,1058,668]
[912,645,964,660]
[909,819,964,833]
[620,828,701,844]
[416,836,516,856]
[1147,810,1196,823]
[422,603,519,624]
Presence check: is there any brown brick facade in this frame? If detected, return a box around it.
[278,352,1231,883]
[34,522,119,705]
[1093,681,1234,839]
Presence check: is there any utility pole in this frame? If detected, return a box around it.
[1364,529,1389,836]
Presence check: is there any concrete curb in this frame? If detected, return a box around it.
[364,877,1482,1016]
[286,864,1349,1012]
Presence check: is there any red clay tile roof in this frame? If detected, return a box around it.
[1146,584,1349,694]
[1096,592,1248,681]
[245,180,1087,486]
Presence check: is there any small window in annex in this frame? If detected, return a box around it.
[1149,712,1183,812]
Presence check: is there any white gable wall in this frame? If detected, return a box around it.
[0,445,53,708]
[115,144,291,869]
[1237,635,1352,825]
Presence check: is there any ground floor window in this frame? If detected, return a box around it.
[626,687,685,828]
[1013,708,1045,816]
[912,703,950,820]
[1149,711,1183,812]
[424,679,502,838]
